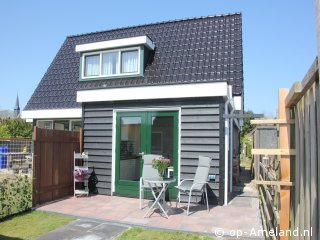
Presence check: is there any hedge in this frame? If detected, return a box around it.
[0,174,32,219]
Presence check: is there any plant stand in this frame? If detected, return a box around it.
[74,152,89,197]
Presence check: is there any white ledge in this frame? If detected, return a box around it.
[75,36,155,52]
[21,108,82,119]
[77,82,228,103]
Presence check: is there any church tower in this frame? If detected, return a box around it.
[14,95,20,117]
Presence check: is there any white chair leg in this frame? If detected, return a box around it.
[205,186,209,212]
[142,189,144,209]
[187,190,192,216]
[176,192,179,208]
[139,188,142,209]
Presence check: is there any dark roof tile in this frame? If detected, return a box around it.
[25,13,243,110]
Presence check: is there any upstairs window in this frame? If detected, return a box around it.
[76,36,155,81]
[82,47,140,79]
[121,50,138,73]
[102,51,119,75]
[84,54,100,77]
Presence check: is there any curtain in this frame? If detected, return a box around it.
[84,55,100,76]
[121,50,138,73]
[102,52,119,75]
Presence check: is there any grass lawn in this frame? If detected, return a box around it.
[117,227,213,240]
[0,210,75,240]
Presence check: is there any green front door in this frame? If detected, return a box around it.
[115,111,178,198]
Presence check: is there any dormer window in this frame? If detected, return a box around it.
[76,36,154,81]
[83,47,140,78]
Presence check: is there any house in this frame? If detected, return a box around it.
[22,13,244,205]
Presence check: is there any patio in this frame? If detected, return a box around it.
[36,171,263,239]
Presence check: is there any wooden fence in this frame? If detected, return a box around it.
[286,58,319,239]
[251,58,319,239]
[251,89,294,240]
[32,127,81,206]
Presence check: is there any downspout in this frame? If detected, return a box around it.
[224,85,233,205]
[229,107,235,193]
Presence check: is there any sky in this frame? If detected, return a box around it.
[0,0,317,116]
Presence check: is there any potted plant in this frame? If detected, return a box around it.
[152,157,170,179]
[73,167,88,181]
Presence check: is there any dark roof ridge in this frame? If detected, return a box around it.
[67,12,241,39]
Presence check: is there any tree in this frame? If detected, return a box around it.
[240,110,255,163]
[0,119,32,138]
[240,110,255,138]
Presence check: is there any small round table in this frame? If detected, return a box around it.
[143,178,176,218]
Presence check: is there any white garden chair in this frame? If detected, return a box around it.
[175,156,211,215]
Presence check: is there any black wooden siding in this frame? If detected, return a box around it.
[83,107,113,195]
[180,105,222,204]
[83,98,225,202]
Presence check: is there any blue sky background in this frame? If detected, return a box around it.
[0,0,317,116]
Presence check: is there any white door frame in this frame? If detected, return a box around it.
[111,107,181,194]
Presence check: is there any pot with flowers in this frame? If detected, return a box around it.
[73,167,89,181]
[152,156,170,180]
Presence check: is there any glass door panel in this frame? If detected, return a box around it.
[119,117,141,181]
[149,112,178,199]
[151,116,174,163]
[115,112,145,196]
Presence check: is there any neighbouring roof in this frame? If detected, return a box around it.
[25,13,244,111]
[0,110,14,118]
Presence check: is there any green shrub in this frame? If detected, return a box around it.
[242,135,253,159]
[0,118,32,138]
[0,174,32,219]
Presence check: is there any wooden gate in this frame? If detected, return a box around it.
[33,127,81,206]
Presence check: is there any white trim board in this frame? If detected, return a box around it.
[77,82,228,103]
[233,96,242,111]
[21,108,82,119]
[75,36,155,52]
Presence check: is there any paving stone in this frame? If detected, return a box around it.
[36,219,128,240]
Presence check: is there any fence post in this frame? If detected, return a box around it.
[79,128,83,153]
[278,88,291,239]
[32,126,38,207]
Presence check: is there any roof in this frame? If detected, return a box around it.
[25,13,244,111]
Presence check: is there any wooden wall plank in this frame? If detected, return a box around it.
[309,84,318,240]
[298,98,305,236]
[304,91,311,240]
[250,119,294,125]
[278,88,291,240]
[294,105,300,233]
[251,148,296,155]
[316,78,320,240]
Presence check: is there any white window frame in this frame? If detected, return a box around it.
[81,47,141,80]
[36,119,82,131]
[70,119,82,131]
[36,120,53,129]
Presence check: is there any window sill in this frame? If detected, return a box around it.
[80,73,144,82]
